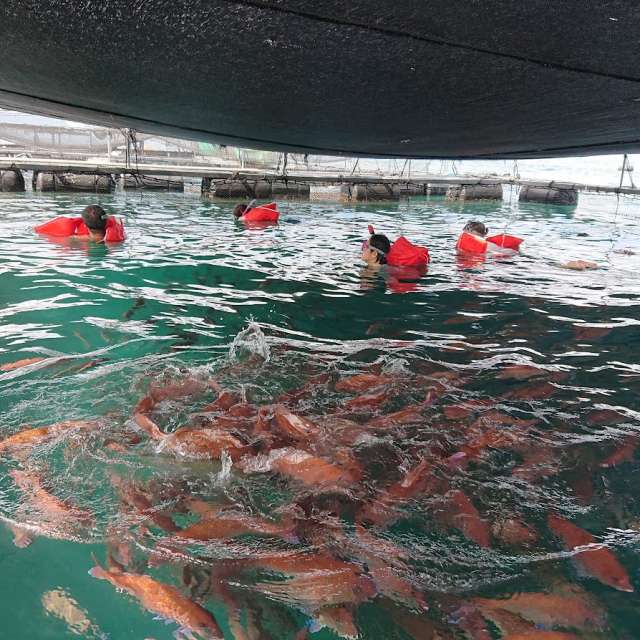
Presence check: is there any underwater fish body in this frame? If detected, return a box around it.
[90,562,222,639]
[547,514,634,592]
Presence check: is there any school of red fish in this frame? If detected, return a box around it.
[0,351,638,639]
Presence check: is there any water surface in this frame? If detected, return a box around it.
[0,189,639,639]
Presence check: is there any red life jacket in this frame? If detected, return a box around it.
[456,231,488,253]
[387,236,430,267]
[486,233,523,251]
[456,231,522,253]
[34,216,125,243]
[103,217,126,242]
[243,202,279,222]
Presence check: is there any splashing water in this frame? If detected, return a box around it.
[228,321,271,363]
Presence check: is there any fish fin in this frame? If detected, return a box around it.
[106,552,125,573]
[89,552,111,580]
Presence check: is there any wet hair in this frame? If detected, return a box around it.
[368,233,391,264]
[463,220,488,237]
[233,204,249,218]
[81,204,108,231]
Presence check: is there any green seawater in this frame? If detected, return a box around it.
[0,189,639,639]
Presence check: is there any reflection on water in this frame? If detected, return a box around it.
[0,190,639,639]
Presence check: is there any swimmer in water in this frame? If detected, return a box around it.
[361,233,391,269]
[462,220,488,239]
[232,201,256,220]
[81,205,110,243]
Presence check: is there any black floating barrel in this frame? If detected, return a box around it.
[212,179,309,199]
[519,185,578,205]
[355,183,400,201]
[446,184,503,201]
[123,174,184,191]
[0,169,25,192]
[34,172,114,192]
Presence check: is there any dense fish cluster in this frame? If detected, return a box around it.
[0,327,638,640]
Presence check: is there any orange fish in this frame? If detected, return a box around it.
[201,390,241,412]
[10,469,93,535]
[511,449,561,482]
[492,518,539,548]
[443,404,474,420]
[496,365,546,380]
[90,557,222,639]
[573,325,612,341]
[247,552,376,609]
[504,381,557,401]
[586,409,625,426]
[0,420,98,456]
[441,490,491,548]
[0,356,46,371]
[472,410,539,430]
[240,447,356,488]
[226,402,257,418]
[273,406,321,440]
[475,607,539,635]
[7,522,33,548]
[269,448,356,487]
[366,403,425,429]
[344,389,388,411]
[452,604,493,640]
[600,436,636,468]
[547,514,634,592]
[172,511,296,542]
[314,606,359,639]
[359,458,442,526]
[110,475,178,533]
[473,587,607,630]
[134,413,246,460]
[462,427,523,460]
[149,376,211,403]
[335,373,391,393]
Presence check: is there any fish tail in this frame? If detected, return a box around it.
[134,412,164,440]
[89,552,114,580]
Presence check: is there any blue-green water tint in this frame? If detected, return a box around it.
[0,189,639,639]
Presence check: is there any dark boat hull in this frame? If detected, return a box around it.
[1,1,639,158]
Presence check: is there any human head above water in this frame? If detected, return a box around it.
[233,204,249,218]
[362,232,391,266]
[463,220,488,237]
[81,205,108,240]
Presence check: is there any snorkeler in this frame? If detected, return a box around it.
[34,204,125,243]
[361,232,392,269]
[456,220,522,253]
[362,225,429,269]
[80,205,121,243]
[233,201,279,223]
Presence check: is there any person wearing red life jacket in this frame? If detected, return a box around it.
[81,205,119,243]
[34,204,125,243]
[362,225,430,270]
[232,201,279,223]
[456,220,523,254]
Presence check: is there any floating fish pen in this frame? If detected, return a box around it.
[446,183,503,201]
[204,178,310,199]
[122,174,184,191]
[33,171,115,193]
[519,184,578,205]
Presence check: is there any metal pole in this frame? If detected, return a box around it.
[619,154,628,189]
